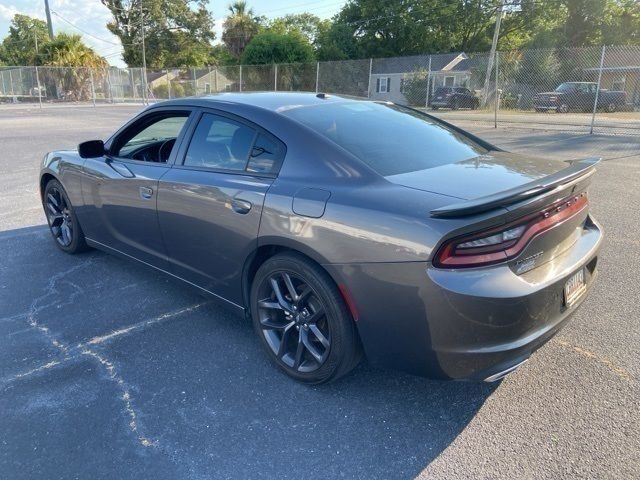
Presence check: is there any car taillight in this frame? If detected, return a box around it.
[433,193,589,268]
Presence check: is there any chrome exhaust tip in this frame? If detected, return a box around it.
[484,359,529,382]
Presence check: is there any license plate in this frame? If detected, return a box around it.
[564,268,586,307]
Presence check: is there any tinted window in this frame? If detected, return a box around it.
[184,113,255,171]
[435,87,452,95]
[282,102,487,176]
[116,114,189,162]
[247,134,282,174]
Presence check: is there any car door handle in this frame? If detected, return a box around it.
[139,186,153,199]
[231,198,252,214]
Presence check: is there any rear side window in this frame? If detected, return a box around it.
[282,102,487,176]
[247,134,283,174]
[184,113,255,171]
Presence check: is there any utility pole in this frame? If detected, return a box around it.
[44,0,54,39]
[140,0,148,104]
[482,0,504,107]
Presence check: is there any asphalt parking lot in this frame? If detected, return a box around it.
[1,105,638,479]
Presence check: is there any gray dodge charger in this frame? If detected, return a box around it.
[39,92,602,384]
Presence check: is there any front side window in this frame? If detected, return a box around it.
[184,113,256,171]
[282,101,487,177]
[114,113,189,162]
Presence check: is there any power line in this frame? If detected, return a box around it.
[50,11,125,46]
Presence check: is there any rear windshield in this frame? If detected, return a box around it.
[282,101,487,176]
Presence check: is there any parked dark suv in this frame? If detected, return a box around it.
[430,87,480,110]
[533,82,627,113]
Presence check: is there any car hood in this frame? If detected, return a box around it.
[385,151,568,201]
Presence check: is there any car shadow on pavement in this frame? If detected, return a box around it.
[1,225,496,480]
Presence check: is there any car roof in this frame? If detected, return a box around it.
[156,92,362,115]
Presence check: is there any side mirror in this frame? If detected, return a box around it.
[78,140,105,158]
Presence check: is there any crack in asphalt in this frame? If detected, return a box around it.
[84,303,207,346]
[0,261,207,448]
[553,338,634,382]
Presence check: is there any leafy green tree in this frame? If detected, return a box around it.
[40,33,107,68]
[222,1,261,58]
[211,44,238,65]
[0,14,50,65]
[101,0,216,67]
[601,0,640,45]
[39,33,108,101]
[315,21,359,60]
[241,31,314,65]
[266,13,324,45]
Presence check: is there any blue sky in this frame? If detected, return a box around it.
[0,0,345,66]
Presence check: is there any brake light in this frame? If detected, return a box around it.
[434,193,588,268]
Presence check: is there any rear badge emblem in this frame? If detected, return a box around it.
[515,251,544,274]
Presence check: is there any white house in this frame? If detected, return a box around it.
[369,52,472,104]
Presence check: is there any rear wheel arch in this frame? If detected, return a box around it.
[241,242,346,317]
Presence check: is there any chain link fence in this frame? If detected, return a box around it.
[1,45,638,135]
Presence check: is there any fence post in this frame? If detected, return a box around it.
[166,70,171,99]
[239,65,243,92]
[274,64,278,91]
[192,67,196,95]
[590,45,606,135]
[9,69,14,98]
[368,58,373,98]
[89,68,96,107]
[142,67,148,105]
[214,68,218,92]
[129,69,136,103]
[315,62,320,93]
[106,68,114,104]
[494,50,499,129]
[35,66,43,109]
[425,55,432,108]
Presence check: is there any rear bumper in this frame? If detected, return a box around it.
[327,215,602,380]
[533,101,560,109]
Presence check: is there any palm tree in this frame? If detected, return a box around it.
[222,1,260,58]
[40,33,108,101]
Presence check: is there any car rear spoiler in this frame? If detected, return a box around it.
[430,157,601,218]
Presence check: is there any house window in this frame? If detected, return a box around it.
[612,77,626,91]
[376,77,391,93]
[444,76,455,87]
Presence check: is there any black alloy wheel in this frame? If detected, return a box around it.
[43,180,88,253]
[251,253,361,384]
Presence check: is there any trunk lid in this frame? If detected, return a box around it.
[391,152,600,273]
[386,152,572,202]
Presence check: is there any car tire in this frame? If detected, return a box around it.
[557,104,569,113]
[534,108,545,112]
[606,102,617,113]
[451,99,459,110]
[431,106,439,110]
[43,179,89,254]
[250,252,362,384]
